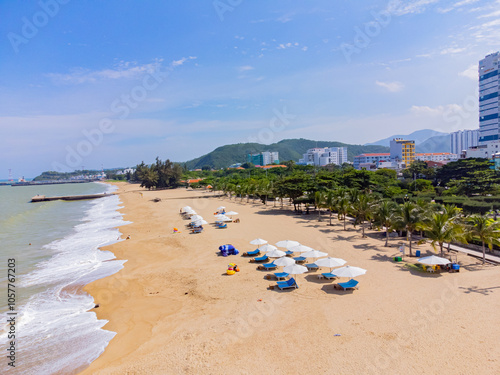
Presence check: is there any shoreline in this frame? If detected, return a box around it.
[80,182,500,374]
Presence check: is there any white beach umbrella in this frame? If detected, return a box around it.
[266,249,287,258]
[219,216,233,222]
[225,211,239,216]
[182,206,192,211]
[301,250,328,260]
[217,206,225,210]
[258,244,278,252]
[418,255,451,266]
[315,257,347,272]
[184,209,196,214]
[283,264,308,285]
[275,240,300,249]
[250,238,268,245]
[192,219,208,226]
[288,244,314,253]
[214,214,226,219]
[273,257,295,267]
[333,266,367,279]
[190,214,203,221]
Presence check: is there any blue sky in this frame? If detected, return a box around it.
[1,0,499,178]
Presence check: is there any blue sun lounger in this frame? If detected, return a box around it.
[274,272,289,280]
[252,255,269,263]
[293,256,307,264]
[276,277,298,290]
[285,250,294,257]
[217,223,227,229]
[321,272,338,280]
[335,279,359,290]
[245,249,261,256]
[258,262,277,270]
[306,263,319,271]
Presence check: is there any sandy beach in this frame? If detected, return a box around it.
[81,182,500,375]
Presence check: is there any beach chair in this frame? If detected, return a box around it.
[258,262,277,270]
[276,277,298,290]
[243,249,260,257]
[334,279,359,290]
[192,227,203,233]
[274,272,289,280]
[306,263,319,271]
[321,272,337,280]
[285,250,294,257]
[217,223,227,229]
[251,255,269,263]
[293,256,307,264]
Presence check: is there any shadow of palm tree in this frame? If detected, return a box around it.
[459,285,500,295]
[352,243,380,252]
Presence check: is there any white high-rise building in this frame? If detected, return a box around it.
[299,147,347,166]
[478,52,499,144]
[450,129,479,154]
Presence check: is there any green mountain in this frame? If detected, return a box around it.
[183,138,390,170]
[415,135,451,153]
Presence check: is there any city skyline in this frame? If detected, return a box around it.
[1,1,499,179]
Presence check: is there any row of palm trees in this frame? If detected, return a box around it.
[314,188,500,265]
[213,180,500,264]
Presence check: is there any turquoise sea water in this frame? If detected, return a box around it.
[0,183,130,374]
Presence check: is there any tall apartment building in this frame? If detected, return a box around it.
[247,151,279,166]
[478,52,499,144]
[450,129,479,154]
[298,147,347,166]
[390,138,415,167]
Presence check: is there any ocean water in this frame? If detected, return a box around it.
[0,182,130,374]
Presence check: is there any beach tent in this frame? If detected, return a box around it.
[219,244,239,257]
[418,255,451,265]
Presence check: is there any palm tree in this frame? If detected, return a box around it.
[336,194,351,231]
[314,191,325,221]
[423,212,466,257]
[325,190,336,226]
[394,201,425,257]
[351,194,373,237]
[466,215,500,264]
[374,200,397,247]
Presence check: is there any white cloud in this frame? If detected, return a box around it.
[437,0,479,13]
[47,57,196,84]
[46,60,163,84]
[459,64,477,80]
[171,56,197,67]
[375,80,404,92]
[386,0,439,16]
[238,65,255,72]
[440,47,466,54]
[276,13,294,23]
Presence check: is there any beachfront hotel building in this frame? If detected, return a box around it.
[478,52,499,144]
[353,153,390,169]
[415,153,459,162]
[450,129,479,154]
[390,138,415,167]
[298,147,347,166]
[247,151,279,166]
